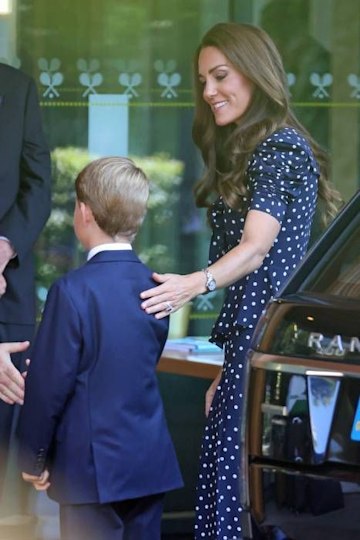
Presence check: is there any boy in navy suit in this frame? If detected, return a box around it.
[18,157,183,540]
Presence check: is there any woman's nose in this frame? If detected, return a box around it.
[203,81,217,101]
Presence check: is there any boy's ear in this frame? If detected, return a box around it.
[79,201,94,224]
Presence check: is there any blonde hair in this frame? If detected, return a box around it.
[75,157,149,242]
[192,22,341,224]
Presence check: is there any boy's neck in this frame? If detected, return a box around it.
[84,231,131,251]
[87,239,131,250]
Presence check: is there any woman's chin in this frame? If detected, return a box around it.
[214,116,231,127]
[213,113,240,127]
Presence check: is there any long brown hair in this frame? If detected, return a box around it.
[192,22,341,224]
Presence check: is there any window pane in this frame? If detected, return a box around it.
[232,0,360,203]
[305,220,360,299]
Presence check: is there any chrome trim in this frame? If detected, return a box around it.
[251,358,311,375]
[261,403,288,416]
[306,370,344,377]
[250,351,360,378]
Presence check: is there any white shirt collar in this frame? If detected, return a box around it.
[87,243,132,261]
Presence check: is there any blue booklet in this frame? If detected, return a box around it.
[164,336,221,354]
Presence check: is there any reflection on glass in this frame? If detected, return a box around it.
[306,230,360,298]
[308,376,340,459]
[286,374,307,415]
[327,255,360,299]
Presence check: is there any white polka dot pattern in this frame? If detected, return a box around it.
[194,127,319,539]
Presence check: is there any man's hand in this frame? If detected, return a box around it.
[22,470,50,491]
[0,239,15,297]
[0,239,14,272]
[0,341,30,404]
[0,274,6,297]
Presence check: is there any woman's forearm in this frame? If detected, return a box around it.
[206,239,266,290]
[206,210,280,290]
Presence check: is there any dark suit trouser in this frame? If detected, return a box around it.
[59,493,165,540]
[0,323,34,507]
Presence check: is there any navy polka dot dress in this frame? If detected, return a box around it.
[194,127,319,540]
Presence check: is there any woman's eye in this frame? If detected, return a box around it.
[215,73,226,81]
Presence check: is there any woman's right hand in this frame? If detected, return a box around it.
[140,271,205,319]
[205,369,222,417]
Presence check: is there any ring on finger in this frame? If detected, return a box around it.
[164,301,174,313]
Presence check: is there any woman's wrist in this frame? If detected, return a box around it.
[190,270,208,297]
[202,267,217,293]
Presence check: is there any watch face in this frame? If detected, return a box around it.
[204,269,216,292]
[207,278,216,291]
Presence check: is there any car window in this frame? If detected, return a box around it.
[304,221,360,300]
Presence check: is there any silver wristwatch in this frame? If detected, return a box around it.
[203,268,217,293]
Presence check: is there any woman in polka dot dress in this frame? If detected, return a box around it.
[141,22,341,540]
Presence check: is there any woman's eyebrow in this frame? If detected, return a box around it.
[199,64,228,77]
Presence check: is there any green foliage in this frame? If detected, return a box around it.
[51,147,94,205]
[50,147,184,211]
[132,153,184,224]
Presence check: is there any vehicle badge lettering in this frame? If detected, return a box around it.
[308,332,360,357]
[350,337,360,353]
[308,332,324,350]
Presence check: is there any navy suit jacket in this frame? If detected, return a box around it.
[18,250,183,504]
[0,63,51,325]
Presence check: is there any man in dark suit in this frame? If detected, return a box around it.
[0,63,51,499]
[18,157,183,540]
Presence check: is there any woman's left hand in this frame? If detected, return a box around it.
[205,369,222,417]
[140,271,204,318]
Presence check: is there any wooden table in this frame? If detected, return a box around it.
[158,349,224,379]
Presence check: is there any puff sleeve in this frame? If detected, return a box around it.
[247,128,319,224]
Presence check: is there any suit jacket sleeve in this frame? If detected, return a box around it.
[1,77,51,265]
[18,280,81,476]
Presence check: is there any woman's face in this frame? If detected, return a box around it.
[198,46,254,126]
